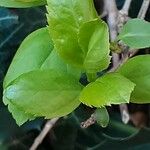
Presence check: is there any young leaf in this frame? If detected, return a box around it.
[94,107,109,128]
[118,55,150,103]
[79,18,110,74]
[4,70,82,119]
[118,19,150,49]
[0,0,46,8]
[46,0,98,67]
[79,73,135,107]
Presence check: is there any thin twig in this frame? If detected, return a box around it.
[105,0,130,124]
[121,0,132,15]
[138,0,150,19]
[80,0,120,129]
[81,0,150,128]
[30,118,59,150]
[110,0,150,124]
[104,0,130,125]
[119,104,130,124]
[117,0,132,33]
[81,114,96,128]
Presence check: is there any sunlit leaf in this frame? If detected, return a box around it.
[4,70,82,119]
[79,18,110,74]
[46,0,98,67]
[3,27,81,125]
[80,73,135,107]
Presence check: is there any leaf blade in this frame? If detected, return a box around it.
[46,0,98,67]
[118,55,150,103]
[4,70,82,119]
[0,0,46,8]
[79,19,111,74]
[3,27,81,125]
[118,19,150,49]
[79,73,135,107]
[3,96,34,126]
[4,27,53,88]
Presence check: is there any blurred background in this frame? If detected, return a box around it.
[0,0,150,149]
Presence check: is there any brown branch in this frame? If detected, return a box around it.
[138,0,150,19]
[117,0,132,33]
[30,118,59,150]
[119,104,130,124]
[108,0,150,124]
[121,0,132,15]
[81,0,131,128]
[105,0,120,68]
[105,0,118,41]
[80,1,130,128]
[81,0,150,129]
[81,114,96,128]
[105,0,130,125]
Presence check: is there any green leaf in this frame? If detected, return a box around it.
[4,70,82,119]
[8,102,34,126]
[0,0,46,8]
[118,19,150,49]
[41,50,81,79]
[95,107,109,128]
[4,27,53,88]
[46,0,98,67]
[4,27,81,87]
[3,27,81,125]
[3,96,34,126]
[79,18,111,74]
[3,27,53,125]
[118,55,150,103]
[79,73,135,107]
